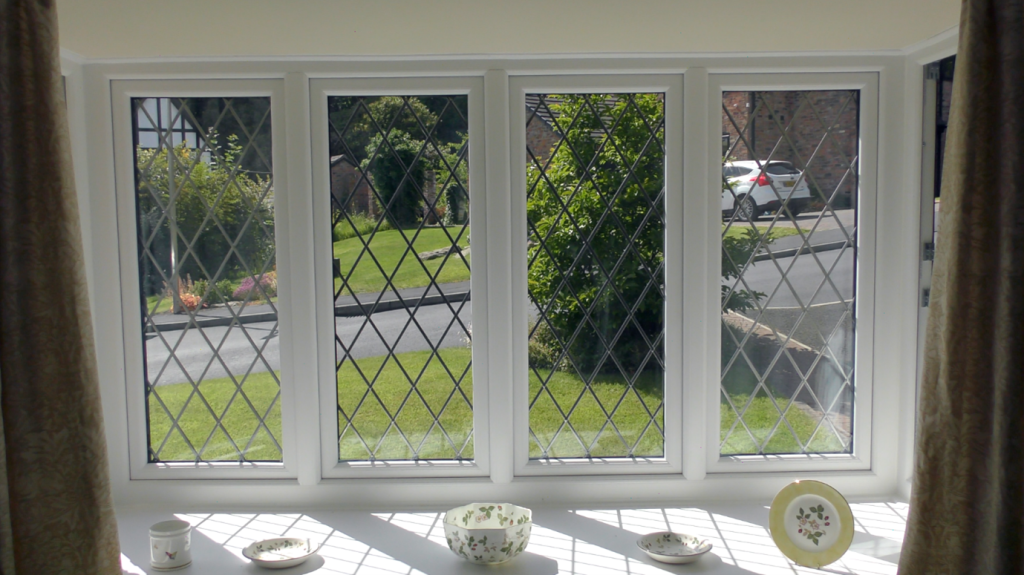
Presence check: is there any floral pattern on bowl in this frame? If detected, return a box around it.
[443,503,532,564]
[242,537,319,569]
[636,532,713,564]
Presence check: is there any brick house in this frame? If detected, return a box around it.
[330,154,376,217]
[525,95,562,165]
[722,91,859,208]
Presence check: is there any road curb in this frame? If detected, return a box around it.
[753,239,851,262]
[334,291,470,317]
[146,291,472,332]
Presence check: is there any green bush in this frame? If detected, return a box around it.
[362,130,427,228]
[332,213,392,242]
[527,96,768,377]
[136,136,273,297]
[435,134,470,226]
[193,278,236,305]
[722,227,770,312]
[527,320,567,372]
[526,94,665,376]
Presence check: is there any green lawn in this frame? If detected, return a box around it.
[721,394,845,455]
[337,348,474,461]
[528,368,664,458]
[147,370,282,461]
[334,227,470,297]
[148,346,835,462]
[723,224,800,242]
[719,364,846,455]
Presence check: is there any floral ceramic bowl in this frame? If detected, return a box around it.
[636,532,713,564]
[443,503,532,564]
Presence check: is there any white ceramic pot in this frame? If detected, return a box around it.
[443,503,532,564]
[150,519,192,571]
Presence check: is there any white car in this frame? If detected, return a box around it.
[722,161,812,221]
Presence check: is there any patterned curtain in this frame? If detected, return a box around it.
[0,1,121,573]
[899,1,1024,574]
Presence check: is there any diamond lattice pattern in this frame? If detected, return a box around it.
[133,97,281,462]
[720,90,859,455]
[526,93,666,459]
[328,96,473,461]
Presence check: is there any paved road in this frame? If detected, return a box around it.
[146,301,471,386]
[147,236,854,385]
[732,247,854,309]
[767,208,855,232]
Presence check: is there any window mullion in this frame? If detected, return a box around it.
[282,72,319,485]
[680,68,709,481]
[484,70,516,484]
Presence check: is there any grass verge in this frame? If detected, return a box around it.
[148,347,837,462]
[334,226,470,296]
[723,224,800,242]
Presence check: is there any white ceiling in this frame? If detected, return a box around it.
[58,0,960,60]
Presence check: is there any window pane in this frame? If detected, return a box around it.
[328,96,473,461]
[720,90,858,456]
[526,93,666,459]
[132,97,280,463]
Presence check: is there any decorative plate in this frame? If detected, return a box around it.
[242,538,319,569]
[636,532,713,564]
[769,480,854,568]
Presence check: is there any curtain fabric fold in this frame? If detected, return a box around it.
[0,1,121,573]
[899,1,1024,574]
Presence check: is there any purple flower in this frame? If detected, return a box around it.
[232,273,277,301]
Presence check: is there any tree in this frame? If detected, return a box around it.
[527,95,768,377]
[136,136,274,299]
[361,130,428,228]
[527,94,665,377]
[329,96,438,161]
[435,133,470,226]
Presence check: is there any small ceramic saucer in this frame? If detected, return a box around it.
[636,531,713,564]
[242,537,320,569]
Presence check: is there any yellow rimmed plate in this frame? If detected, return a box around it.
[769,480,854,568]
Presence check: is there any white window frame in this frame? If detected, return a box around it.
[308,77,490,479]
[704,73,879,474]
[508,74,684,476]
[110,79,297,480]
[79,55,915,508]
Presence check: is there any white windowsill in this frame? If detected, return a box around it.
[118,500,907,574]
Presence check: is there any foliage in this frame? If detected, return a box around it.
[526,94,665,376]
[169,275,202,313]
[328,96,439,161]
[722,227,770,312]
[136,135,274,297]
[232,271,277,302]
[333,213,392,243]
[527,320,567,372]
[192,278,236,305]
[327,95,469,162]
[435,133,470,226]
[362,130,428,228]
[333,227,470,296]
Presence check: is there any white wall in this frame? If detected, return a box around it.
[58,0,959,59]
